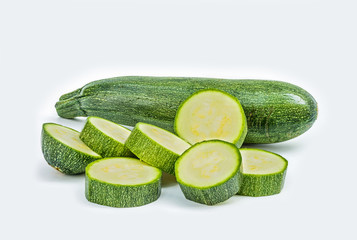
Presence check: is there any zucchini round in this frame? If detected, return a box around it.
[125,122,190,175]
[85,157,162,207]
[79,116,134,158]
[41,123,101,174]
[238,148,288,197]
[55,76,318,143]
[175,140,241,205]
[174,89,247,147]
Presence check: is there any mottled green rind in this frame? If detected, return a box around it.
[237,148,288,197]
[85,161,161,208]
[79,117,134,158]
[175,140,241,205]
[238,171,287,197]
[125,123,185,175]
[174,88,247,147]
[55,76,318,144]
[178,171,240,205]
[41,123,101,175]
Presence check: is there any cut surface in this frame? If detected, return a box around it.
[89,117,131,143]
[175,89,247,145]
[176,141,240,188]
[87,158,161,185]
[44,124,100,156]
[240,148,287,175]
[138,123,190,154]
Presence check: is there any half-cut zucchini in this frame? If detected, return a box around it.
[79,116,134,158]
[125,122,190,174]
[238,148,288,197]
[85,157,161,207]
[174,89,247,147]
[175,140,241,205]
[41,123,101,174]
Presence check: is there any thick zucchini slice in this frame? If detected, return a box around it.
[174,89,247,147]
[85,157,161,208]
[41,123,101,174]
[238,148,288,197]
[175,140,241,205]
[125,122,190,175]
[79,116,134,158]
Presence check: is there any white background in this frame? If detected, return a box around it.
[1,0,356,239]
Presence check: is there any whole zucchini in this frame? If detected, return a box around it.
[55,76,318,144]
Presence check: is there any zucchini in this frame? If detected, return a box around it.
[125,122,190,175]
[174,89,247,147]
[79,116,134,158]
[85,157,161,207]
[55,76,318,143]
[175,140,241,205]
[238,148,288,197]
[41,123,101,174]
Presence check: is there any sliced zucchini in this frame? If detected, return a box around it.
[79,116,134,158]
[125,122,191,175]
[85,157,161,207]
[238,148,288,197]
[174,89,247,147]
[175,140,241,205]
[41,123,101,174]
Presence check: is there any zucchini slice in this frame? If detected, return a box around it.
[79,116,134,158]
[41,123,101,174]
[175,140,241,205]
[174,89,247,147]
[238,148,288,197]
[125,122,190,175]
[85,157,162,207]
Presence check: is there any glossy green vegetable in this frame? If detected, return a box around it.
[56,76,318,143]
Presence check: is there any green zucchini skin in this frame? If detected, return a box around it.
[178,171,240,205]
[85,159,161,208]
[55,76,318,144]
[238,148,288,197]
[125,123,187,175]
[41,123,101,174]
[79,117,134,158]
[238,171,286,197]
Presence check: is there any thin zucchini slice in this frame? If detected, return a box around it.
[125,122,191,175]
[238,148,288,197]
[79,116,134,158]
[175,140,241,205]
[174,89,247,147]
[85,157,162,207]
[41,123,101,174]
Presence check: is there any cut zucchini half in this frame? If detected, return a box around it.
[85,157,162,207]
[41,123,101,174]
[238,148,288,197]
[174,89,247,147]
[79,116,134,158]
[175,140,241,205]
[125,122,191,175]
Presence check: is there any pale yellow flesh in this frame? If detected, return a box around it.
[176,91,243,144]
[139,123,190,154]
[46,124,100,156]
[177,142,239,187]
[90,117,131,143]
[240,149,286,175]
[88,158,160,185]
